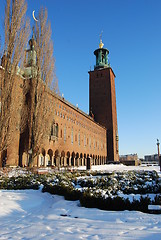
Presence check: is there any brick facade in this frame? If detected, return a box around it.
[0,69,107,167]
[0,40,119,167]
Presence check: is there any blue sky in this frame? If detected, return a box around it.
[0,0,161,158]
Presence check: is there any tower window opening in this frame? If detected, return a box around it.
[102,53,104,63]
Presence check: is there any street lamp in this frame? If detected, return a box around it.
[156,139,161,171]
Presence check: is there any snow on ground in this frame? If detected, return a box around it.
[0,188,161,240]
[78,163,161,174]
[0,164,161,239]
[1,163,160,177]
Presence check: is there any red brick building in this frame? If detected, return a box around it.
[0,38,119,167]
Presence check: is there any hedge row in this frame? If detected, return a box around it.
[0,176,39,190]
[42,183,161,213]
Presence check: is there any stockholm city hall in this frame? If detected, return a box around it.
[0,37,119,167]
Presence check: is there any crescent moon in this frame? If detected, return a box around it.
[32,10,38,22]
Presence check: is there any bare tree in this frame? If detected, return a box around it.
[0,0,30,165]
[28,7,58,165]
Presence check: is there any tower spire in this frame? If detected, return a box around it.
[99,31,104,48]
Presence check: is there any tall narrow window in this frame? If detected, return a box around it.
[50,121,58,141]
[71,127,73,144]
[89,138,91,149]
[84,135,86,147]
[51,125,54,136]
[55,124,58,137]
[64,126,66,143]
[78,132,80,146]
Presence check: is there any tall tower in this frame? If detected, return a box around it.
[89,39,119,161]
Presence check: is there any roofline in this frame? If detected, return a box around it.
[0,66,107,131]
[47,89,107,131]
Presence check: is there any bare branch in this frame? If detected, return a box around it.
[0,0,30,159]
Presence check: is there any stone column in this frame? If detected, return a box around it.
[51,156,54,166]
[84,158,86,166]
[56,156,60,167]
[82,158,84,166]
[76,158,79,167]
[91,158,93,166]
[72,158,75,167]
[44,156,47,167]
[59,157,62,166]
[63,157,67,167]
[68,157,71,167]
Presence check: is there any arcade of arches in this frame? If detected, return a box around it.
[21,94,108,168]
[22,149,107,168]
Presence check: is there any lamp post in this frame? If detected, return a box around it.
[157,139,161,171]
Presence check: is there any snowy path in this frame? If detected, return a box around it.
[0,189,161,240]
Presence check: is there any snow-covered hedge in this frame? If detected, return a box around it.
[0,169,160,213]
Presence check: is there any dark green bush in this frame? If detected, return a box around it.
[42,183,81,201]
